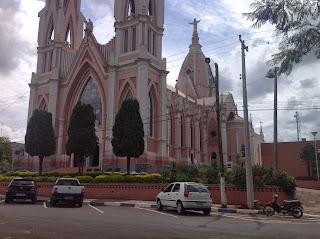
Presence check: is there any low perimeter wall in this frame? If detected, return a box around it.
[0,182,290,205]
[296,180,320,190]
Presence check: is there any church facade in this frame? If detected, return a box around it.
[22,0,264,172]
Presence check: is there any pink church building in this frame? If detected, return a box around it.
[22,0,264,172]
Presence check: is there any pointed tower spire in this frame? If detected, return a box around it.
[189,18,201,45]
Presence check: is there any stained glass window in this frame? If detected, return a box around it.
[146,92,153,137]
[79,77,102,125]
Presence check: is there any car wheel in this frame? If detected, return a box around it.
[78,201,83,207]
[177,201,185,214]
[51,199,56,207]
[203,208,211,215]
[4,198,9,203]
[157,199,163,210]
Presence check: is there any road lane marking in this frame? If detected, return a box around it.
[43,202,47,208]
[138,207,179,218]
[89,204,104,213]
[0,199,4,203]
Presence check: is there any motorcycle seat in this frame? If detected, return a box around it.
[283,200,300,205]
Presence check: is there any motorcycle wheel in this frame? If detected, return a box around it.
[291,207,303,218]
[263,205,275,216]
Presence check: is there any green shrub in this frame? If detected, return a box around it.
[85,171,103,178]
[204,159,220,184]
[34,176,48,182]
[122,175,137,183]
[75,176,93,183]
[232,164,246,188]
[114,168,121,172]
[47,176,59,182]
[4,171,14,176]
[112,172,122,176]
[103,171,113,176]
[174,173,192,182]
[138,172,148,175]
[224,171,234,184]
[106,168,112,172]
[0,176,16,181]
[93,169,100,172]
[92,175,109,183]
[62,175,72,178]
[160,168,170,179]
[179,164,200,178]
[86,169,92,172]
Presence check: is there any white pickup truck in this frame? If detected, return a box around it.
[50,178,84,207]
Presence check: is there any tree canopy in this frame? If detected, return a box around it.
[299,142,317,177]
[112,99,145,174]
[25,110,56,175]
[0,137,12,172]
[243,0,320,75]
[66,102,96,175]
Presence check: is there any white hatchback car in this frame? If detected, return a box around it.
[156,182,212,215]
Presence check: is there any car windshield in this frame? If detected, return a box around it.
[186,184,209,193]
[11,180,34,186]
[57,180,79,186]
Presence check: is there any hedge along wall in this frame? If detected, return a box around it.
[0,182,290,205]
[296,180,320,190]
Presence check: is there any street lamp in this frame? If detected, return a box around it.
[311,131,319,181]
[266,67,279,172]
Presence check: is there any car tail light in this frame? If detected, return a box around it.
[184,191,189,197]
[81,187,85,194]
[31,186,36,191]
[7,185,12,190]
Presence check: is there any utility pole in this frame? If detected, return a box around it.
[266,66,279,171]
[205,57,227,208]
[239,35,254,209]
[294,112,301,142]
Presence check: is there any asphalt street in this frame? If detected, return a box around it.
[0,199,320,239]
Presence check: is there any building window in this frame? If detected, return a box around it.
[79,77,102,125]
[147,29,151,52]
[180,118,183,147]
[211,152,217,159]
[146,92,153,137]
[241,144,245,157]
[127,0,135,19]
[42,103,47,112]
[48,19,54,45]
[132,27,136,51]
[152,33,156,56]
[148,0,153,17]
[43,53,47,73]
[49,51,53,71]
[65,21,71,47]
[168,114,172,145]
[124,30,128,53]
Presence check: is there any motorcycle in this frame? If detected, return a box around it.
[263,194,304,218]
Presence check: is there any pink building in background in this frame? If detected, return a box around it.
[22,0,264,173]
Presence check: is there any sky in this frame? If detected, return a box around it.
[0,0,319,144]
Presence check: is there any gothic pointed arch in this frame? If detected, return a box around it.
[79,76,103,125]
[47,17,54,45]
[39,98,48,112]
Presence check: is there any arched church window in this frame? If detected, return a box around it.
[79,77,102,125]
[148,0,153,17]
[42,103,47,112]
[146,92,153,137]
[168,114,172,145]
[211,152,217,159]
[65,21,72,48]
[125,89,134,100]
[48,19,54,45]
[127,0,135,19]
